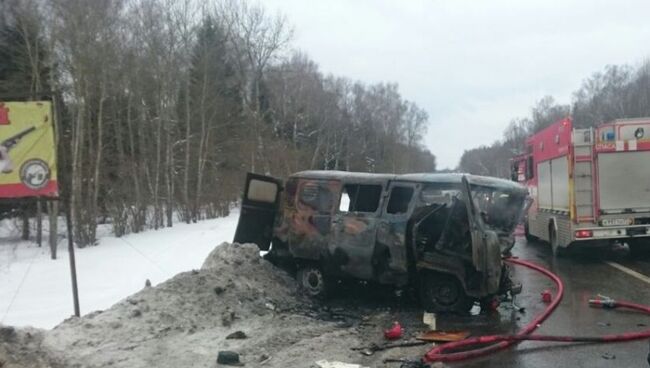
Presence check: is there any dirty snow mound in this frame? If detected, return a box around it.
[29,242,360,368]
[0,325,63,368]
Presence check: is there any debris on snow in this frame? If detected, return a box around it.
[216,350,243,366]
[226,331,247,339]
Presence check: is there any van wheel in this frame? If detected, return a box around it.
[419,272,474,313]
[550,227,565,257]
[297,265,330,299]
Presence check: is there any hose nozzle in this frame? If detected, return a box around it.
[589,294,616,308]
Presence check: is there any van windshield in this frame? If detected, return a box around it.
[420,182,526,233]
[471,185,527,233]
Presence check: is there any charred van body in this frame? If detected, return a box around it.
[234,171,528,313]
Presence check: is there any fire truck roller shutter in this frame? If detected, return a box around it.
[598,151,650,213]
[537,161,552,209]
[550,156,569,212]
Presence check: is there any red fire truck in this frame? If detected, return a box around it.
[512,117,650,256]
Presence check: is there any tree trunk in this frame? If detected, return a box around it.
[183,80,191,223]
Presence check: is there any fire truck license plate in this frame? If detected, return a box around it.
[601,218,633,227]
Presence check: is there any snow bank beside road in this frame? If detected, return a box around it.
[2,242,362,368]
[0,212,239,329]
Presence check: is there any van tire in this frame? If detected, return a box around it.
[297,265,331,299]
[419,272,474,313]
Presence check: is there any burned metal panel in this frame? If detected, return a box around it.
[284,178,341,261]
[375,220,409,280]
[328,180,386,281]
[331,213,379,280]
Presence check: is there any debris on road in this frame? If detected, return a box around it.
[422,313,436,330]
[352,340,428,354]
[383,358,430,368]
[315,360,370,368]
[384,321,403,340]
[601,352,616,360]
[416,330,470,343]
[541,289,552,303]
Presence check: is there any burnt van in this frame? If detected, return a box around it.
[234,171,528,313]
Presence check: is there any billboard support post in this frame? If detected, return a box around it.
[65,201,80,317]
[36,198,42,247]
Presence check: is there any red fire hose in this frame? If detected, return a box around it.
[423,257,650,363]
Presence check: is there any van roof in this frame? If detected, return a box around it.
[291,170,526,193]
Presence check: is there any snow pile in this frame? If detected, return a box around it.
[10,242,361,368]
[0,326,64,368]
[0,212,239,328]
[200,242,302,314]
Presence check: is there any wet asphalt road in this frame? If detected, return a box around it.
[445,237,650,368]
[322,236,650,367]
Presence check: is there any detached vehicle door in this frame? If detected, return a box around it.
[234,173,282,250]
[461,176,502,295]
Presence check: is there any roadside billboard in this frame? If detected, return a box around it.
[0,101,58,198]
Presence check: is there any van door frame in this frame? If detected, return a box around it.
[374,181,419,284]
[233,172,282,250]
[330,181,385,281]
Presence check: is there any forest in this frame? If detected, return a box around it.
[0,0,435,246]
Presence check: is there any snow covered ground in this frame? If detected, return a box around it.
[0,211,239,329]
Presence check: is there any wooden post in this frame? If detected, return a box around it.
[36,198,42,247]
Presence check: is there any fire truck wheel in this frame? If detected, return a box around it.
[419,272,474,314]
[550,227,565,257]
[524,222,536,242]
[629,239,650,258]
[297,265,330,299]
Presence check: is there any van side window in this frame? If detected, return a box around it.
[298,181,334,213]
[387,186,414,214]
[247,179,278,203]
[285,178,298,208]
[339,184,382,213]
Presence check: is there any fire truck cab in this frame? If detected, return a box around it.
[512,117,650,256]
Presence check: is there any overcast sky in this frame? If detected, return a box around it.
[262,0,650,169]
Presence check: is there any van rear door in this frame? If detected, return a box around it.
[233,173,282,250]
